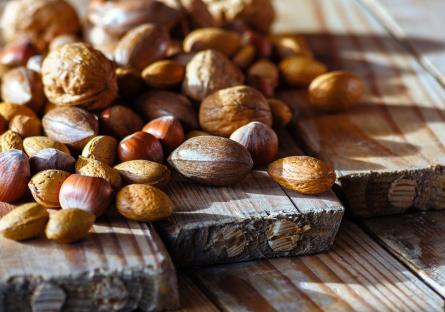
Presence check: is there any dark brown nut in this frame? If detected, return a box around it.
[168,136,253,186]
[0,115,7,135]
[99,105,144,140]
[199,85,272,137]
[114,24,170,71]
[26,55,44,73]
[1,67,45,113]
[28,169,71,207]
[135,91,199,130]
[0,130,23,152]
[114,160,171,187]
[247,60,279,97]
[279,56,327,87]
[270,33,313,60]
[75,156,122,190]
[166,40,184,58]
[243,31,272,59]
[268,98,292,128]
[0,38,39,67]
[141,60,185,88]
[46,208,95,243]
[230,121,278,166]
[183,28,241,56]
[142,116,185,151]
[29,148,75,173]
[42,106,99,152]
[309,71,365,111]
[1,0,80,52]
[88,0,182,37]
[116,67,146,100]
[118,131,164,163]
[0,103,37,122]
[42,43,118,111]
[9,114,42,138]
[178,0,217,29]
[232,44,256,69]
[0,149,31,202]
[23,136,70,157]
[59,174,113,217]
[183,49,244,101]
[185,130,211,140]
[171,52,196,66]
[81,135,117,166]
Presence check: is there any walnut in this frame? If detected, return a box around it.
[41,43,118,111]
[1,0,80,52]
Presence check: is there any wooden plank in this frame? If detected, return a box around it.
[274,0,445,217]
[177,273,219,312]
[157,130,344,266]
[0,206,179,312]
[190,220,444,312]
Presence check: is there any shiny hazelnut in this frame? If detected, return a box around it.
[247,60,279,97]
[0,149,31,202]
[9,114,42,138]
[118,131,164,163]
[29,148,75,173]
[0,38,38,67]
[142,116,185,151]
[99,105,144,140]
[115,67,146,100]
[141,60,185,89]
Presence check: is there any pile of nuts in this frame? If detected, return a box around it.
[0,0,364,244]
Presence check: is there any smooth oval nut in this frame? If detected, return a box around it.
[46,208,95,243]
[141,60,185,88]
[75,156,122,190]
[142,116,185,151]
[270,34,313,59]
[23,136,71,157]
[99,105,144,140]
[232,44,256,69]
[29,148,75,173]
[81,135,117,166]
[0,130,23,152]
[0,202,48,241]
[117,131,164,164]
[114,160,171,187]
[0,102,37,122]
[0,149,31,202]
[116,184,173,222]
[268,156,336,195]
[279,56,327,87]
[28,170,71,208]
[183,28,241,56]
[168,136,253,186]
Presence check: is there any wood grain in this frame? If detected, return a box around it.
[190,220,444,312]
[274,0,445,217]
[177,273,219,312]
[0,205,179,312]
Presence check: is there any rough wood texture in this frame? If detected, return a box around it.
[157,130,344,266]
[0,204,179,312]
[274,0,445,217]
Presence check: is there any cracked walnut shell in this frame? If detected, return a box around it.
[41,43,118,111]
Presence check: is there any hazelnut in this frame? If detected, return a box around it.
[9,114,42,138]
[135,91,199,130]
[116,184,173,222]
[183,49,244,101]
[23,136,70,157]
[0,38,38,67]
[183,28,241,56]
[267,98,293,128]
[0,149,31,202]
[199,85,272,137]
[28,169,71,207]
[29,148,75,173]
[81,135,117,166]
[232,44,256,69]
[247,60,279,97]
[46,208,95,243]
[75,156,122,190]
[42,43,117,111]
[59,174,113,217]
[0,102,37,122]
[114,24,170,70]
[116,67,146,100]
[142,116,185,151]
[279,56,327,87]
[0,130,23,152]
[118,131,164,163]
[114,160,171,187]
[270,33,313,59]
[99,105,144,140]
[168,136,253,186]
[141,60,185,89]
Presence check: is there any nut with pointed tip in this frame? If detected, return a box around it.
[81,135,117,166]
[270,34,313,59]
[9,114,42,138]
[28,170,70,207]
[142,60,185,88]
[279,56,327,87]
[99,105,144,140]
[118,131,164,163]
[0,149,30,202]
[29,148,75,173]
[75,156,122,190]
[142,116,185,152]
[23,136,70,157]
[46,208,95,243]
[114,160,171,188]
[183,28,241,56]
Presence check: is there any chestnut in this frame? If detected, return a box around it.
[118,131,164,163]
[0,149,31,202]
[142,116,184,151]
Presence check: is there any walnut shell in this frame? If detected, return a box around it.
[1,0,80,52]
[41,43,117,111]
[183,49,244,101]
[199,85,272,136]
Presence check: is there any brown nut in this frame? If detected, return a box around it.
[142,60,185,88]
[185,130,211,140]
[0,130,23,152]
[49,34,79,51]
[0,202,48,241]
[0,149,31,202]
[99,105,144,140]
[1,0,80,52]
[309,71,365,111]
[0,102,38,122]
[9,114,42,138]
[75,156,122,190]
[1,67,45,113]
[0,38,39,67]
[268,98,293,128]
[142,116,185,151]
[0,202,17,219]
[23,136,70,157]
[116,67,146,100]
[168,136,253,186]
[243,31,272,59]
[59,174,113,217]
[83,24,120,59]
[183,28,241,56]
[247,60,279,97]
[114,24,169,70]
[28,169,70,207]
[270,33,313,59]
[29,148,75,173]
[183,49,244,101]
[42,43,117,111]
[199,85,272,137]
[232,44,256,69]
[81,136,117,166]
[114,160,171,187]
[26,55,44,73]
[279,56,327,87]
[116,184,173,222]
[42,106,99,152]
[230,121,278,166]
[135,91,199,130]
[118,131,164,164]
[46,208,95,243]
[171,52,196,66]
[268,156,336,194]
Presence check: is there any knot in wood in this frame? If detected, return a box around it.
[388,177,417,209]
[211,225,247,258]
[93,276,128,311]
[31,282,66,312]
[267,220,311,252]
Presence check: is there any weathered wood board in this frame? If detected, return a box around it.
[0,205,179,312]
[188,220,444,311]
[274,0,445,217]
[157,130,344,266]
[177,273,218,312]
